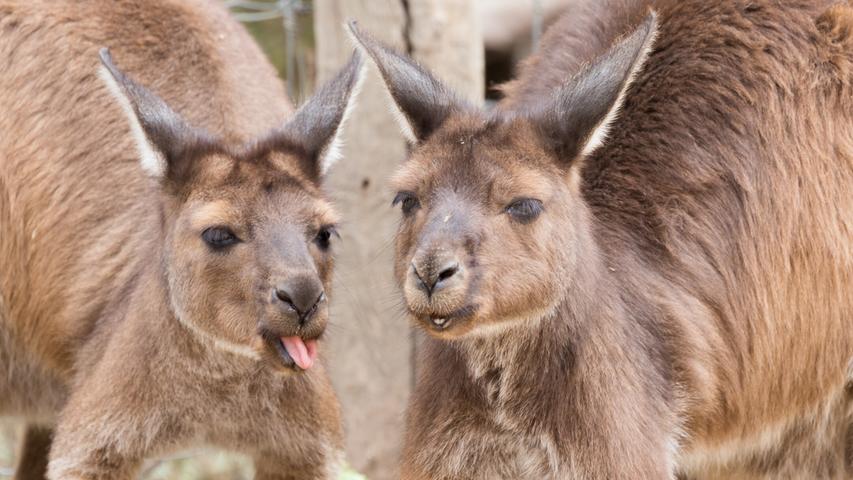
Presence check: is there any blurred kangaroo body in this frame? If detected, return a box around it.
[0,0,360,478]
[353,0,853,478]
[0,0,289,410]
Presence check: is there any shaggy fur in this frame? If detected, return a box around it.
[356,0,853,478]
[0,1,362,478]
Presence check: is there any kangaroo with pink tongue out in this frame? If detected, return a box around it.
[281,336,319,370]
[0,0,364,478]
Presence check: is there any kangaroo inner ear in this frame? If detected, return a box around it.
[346,21,466,144]
[532,12,658,163]
[277,51,366,180]
[98,48,208,180]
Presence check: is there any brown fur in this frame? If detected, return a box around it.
[498,0,650,109]
[356,1,853,478]
[0,1,361,478]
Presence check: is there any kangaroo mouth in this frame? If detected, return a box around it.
[261,330,319,371]
[413,304,478,332]
[277,336,318,370]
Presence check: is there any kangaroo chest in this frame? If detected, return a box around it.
[451,351,564,478]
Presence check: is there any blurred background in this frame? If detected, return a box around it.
[226,0,571,102]
[0,0,572,478]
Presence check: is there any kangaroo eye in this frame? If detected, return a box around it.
[392,191,420,215]
[202,227,239,250]
[315,225,338,251]
[505,198,543,223]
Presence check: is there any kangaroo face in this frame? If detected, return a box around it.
[349,16,656,338]
[100,49,363,371]
[390,116,579,338]
[164,151,340,371]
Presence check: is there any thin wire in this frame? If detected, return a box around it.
[232,10,283,22]
[225,0,281,10]
[228,1,311,98]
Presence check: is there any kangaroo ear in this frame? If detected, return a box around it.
[532,12,658,163]
[278,51,365,178]
[98,48,209,180]
[346,21,466,143]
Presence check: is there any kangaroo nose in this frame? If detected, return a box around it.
[412,258,461,296]
[274,277,325,324]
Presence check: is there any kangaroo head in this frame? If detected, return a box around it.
[99,48,364,371]
[349,16,656,339]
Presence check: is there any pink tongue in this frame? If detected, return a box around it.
[281,336,318,370]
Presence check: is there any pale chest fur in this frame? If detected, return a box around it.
[436,336,566,479]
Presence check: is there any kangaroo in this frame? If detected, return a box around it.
[0,1,364,478]
[348,0,853,477]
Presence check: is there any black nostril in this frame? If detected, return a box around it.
[273,277,325,324]
[275,288,294,308]
[412,259,461,297]
[301,291,325,325]
[437,263,459,283]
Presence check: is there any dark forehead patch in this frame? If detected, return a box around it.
[239,133,322,183]
[217,147,318,196]
[187,154,331,231]
[417,115,551,175]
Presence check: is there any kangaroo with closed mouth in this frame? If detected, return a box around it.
[349,0,853,477]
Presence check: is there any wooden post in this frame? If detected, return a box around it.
[314,2,483,478]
